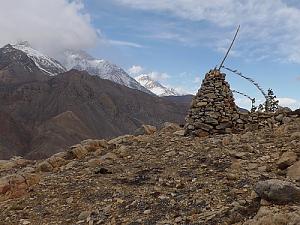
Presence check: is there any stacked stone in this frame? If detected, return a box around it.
[185,69,239,136]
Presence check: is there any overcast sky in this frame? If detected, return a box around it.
[1,0,300,109]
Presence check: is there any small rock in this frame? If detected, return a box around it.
[100,152,117,161]
[78,211,91,220]
[275,114,284,122]
[87,158,102,168]
[66,197,73,204]
[143,209,151,214]
[173,130,185,136]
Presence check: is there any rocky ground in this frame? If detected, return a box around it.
[1,120,300,224]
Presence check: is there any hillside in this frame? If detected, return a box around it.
[1,118,300,224]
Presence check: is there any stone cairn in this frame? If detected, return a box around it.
[184,69,296,137]
[185,69,239,136]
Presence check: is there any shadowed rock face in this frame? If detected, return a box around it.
[0,47,188,159]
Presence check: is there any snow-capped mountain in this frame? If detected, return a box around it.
[62,50,152,94]
[135,74,180,96]
[12,41,66,75]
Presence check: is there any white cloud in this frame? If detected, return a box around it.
[114,0,300,63]
[278,97,300,109]
[128,65,144,75]
[108,40,143,48]
[147,71,170,81]
[128,65,170,81]
[0,0,98,57]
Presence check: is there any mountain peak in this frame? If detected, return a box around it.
[62,50,153,95]
[135,74,180,96]
[11,42,66,76]
[15,41,31,48]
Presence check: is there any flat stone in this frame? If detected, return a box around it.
[216,122,232,130]
[194,122,213,131]
[204,117,219,125]
[196,102,208,107]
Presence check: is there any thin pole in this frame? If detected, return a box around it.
[218,25,240,70]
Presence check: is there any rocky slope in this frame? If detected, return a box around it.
[62,50,152,94]
[135,74,180,96]
[1,117,300,224]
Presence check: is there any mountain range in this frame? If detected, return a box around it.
[11,42,184,96]
[0,43,190,159]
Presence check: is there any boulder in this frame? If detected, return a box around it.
[68,144,88,159]
[108,135,134,145]
[160,122,181,133]
[243,207,300,225]
[276,151,297,169]
[134,125,157,135]
[36,161,54,172]
[47,156,67,168]
[254,179,300,203]
[81,139,108,152]
[142,125,157,134]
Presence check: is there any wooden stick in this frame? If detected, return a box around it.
[218,25,240,70]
